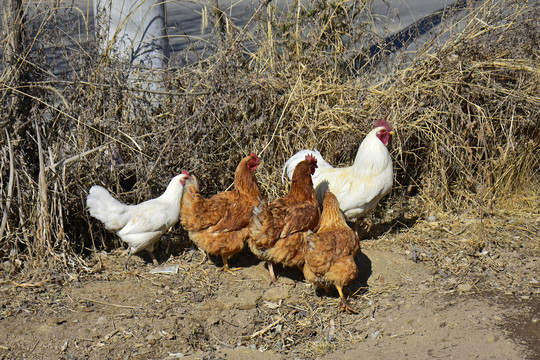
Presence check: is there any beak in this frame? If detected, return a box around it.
[389,131,395,136]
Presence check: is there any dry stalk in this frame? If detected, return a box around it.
[0,130,14,241]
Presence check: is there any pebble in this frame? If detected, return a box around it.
[486,334,497,343]
[263,286,290,302]
[95,316,107,326]
[457,284,472,292]
[145,333,161,342]
[225,290,262,310]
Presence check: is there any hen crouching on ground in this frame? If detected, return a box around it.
[180,153,261,272]
[86,171,191,269]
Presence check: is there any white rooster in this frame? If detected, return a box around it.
[87,171,191,268]
[282,120,394,231]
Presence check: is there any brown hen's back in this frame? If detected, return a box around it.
[249,155,320,271]
[180,153,261,271]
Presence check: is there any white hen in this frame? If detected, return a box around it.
[87,171,191,268]
[282,120,394,229]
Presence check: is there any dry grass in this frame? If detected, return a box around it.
[0,0,538,283]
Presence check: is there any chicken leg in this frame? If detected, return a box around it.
[267,262,278,284]
[336,286,357,314]
[148,250,159,266]
[124,248,159,269]
[218,255,240,274]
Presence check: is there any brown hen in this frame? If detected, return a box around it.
[249,155,320,283]
[303,189,360,313]
[180,153,261,272]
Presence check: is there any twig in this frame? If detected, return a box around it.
[9,280,48,288]
[35,120,49,254]
[0,130,14,241]
[246,314,284,339]
[45,142,112,171]
[79,296,145,310]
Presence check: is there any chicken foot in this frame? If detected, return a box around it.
[124,248,159,269]
[266,262,280,285]
[336,286,357,314]
[197,249,208,266]
[361,218,373,233]
[148,251,159,266]
[218,255,240,274]
[352,218,372,236]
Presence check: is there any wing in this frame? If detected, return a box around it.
[181,186,237,231]
[278,202,320,238]
[207,194,257,233]
[305,231,334,276]
[118,201,175,237]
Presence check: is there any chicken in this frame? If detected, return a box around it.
[303,189,360,313]
[282,119,394,232]
[249,154,320,283]
[180,153,261,272]
[86,171,191,268]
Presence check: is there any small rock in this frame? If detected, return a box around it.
[263,286,290,302]
[427,215,437,222]
[222,289,261,310]
[145,333,161,342]
[493,315,502,322]
[486,334,497,343]
[95,316,107,326]
[457,284,473,292]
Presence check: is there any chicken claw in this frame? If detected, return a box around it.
[218,256,240,275]
[360,218,373,234]
[197,249,208,266]
[337,286,357,314]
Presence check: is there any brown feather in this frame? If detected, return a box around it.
[180,153,261,264]
[303,190,359,291]
[249,156,320,270]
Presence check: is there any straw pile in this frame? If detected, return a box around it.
[0,0,538,280]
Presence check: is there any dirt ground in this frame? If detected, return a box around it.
[1,215,538,360]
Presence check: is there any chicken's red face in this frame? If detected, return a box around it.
[180,170,191,186]
[247,153,261,171]
[374,119,394,146]
[305,154,318,175]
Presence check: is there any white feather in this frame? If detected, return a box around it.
[86,173,190,255]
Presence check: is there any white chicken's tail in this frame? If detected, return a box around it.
[281,149,333,183]
[86,185,131,230]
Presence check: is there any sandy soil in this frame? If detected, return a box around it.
[1,217,538,360]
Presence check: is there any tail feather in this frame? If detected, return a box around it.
[87,185,131,230]
[179,175,205,230]
[281,149,332,182]
[248,199,268,242]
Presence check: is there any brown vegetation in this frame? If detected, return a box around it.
[0,0,538,286]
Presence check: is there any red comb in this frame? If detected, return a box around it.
[249,152,259,159]
[181,170,190,176]
[305,154,317,163]
[374,118,392,132]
